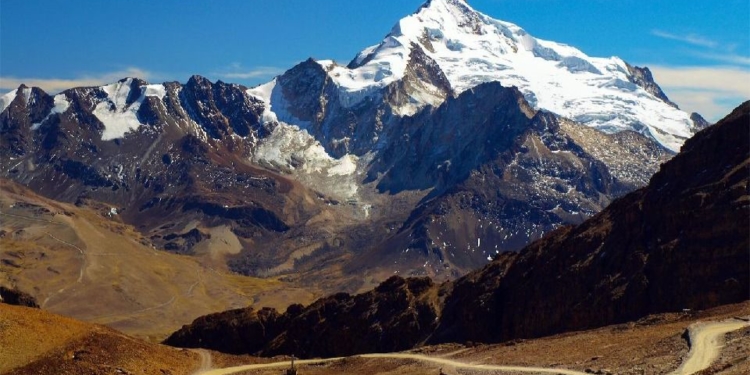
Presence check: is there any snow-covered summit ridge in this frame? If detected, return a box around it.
[314,0,693,151]
[0,78,167,141]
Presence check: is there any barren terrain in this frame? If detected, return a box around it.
[0,179,318,340]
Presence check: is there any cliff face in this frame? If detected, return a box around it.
[164,102,750,358]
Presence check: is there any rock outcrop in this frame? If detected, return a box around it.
[626,64,679,108]
[165,276,442,358]
[690,112,711,132]
[0,286,40,308]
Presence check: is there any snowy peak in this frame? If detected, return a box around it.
[396,0,610,90]
[420,0,476,17]
[422,0,472,8]
[334,0,695,151]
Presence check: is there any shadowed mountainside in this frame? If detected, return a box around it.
[433,102,750,343]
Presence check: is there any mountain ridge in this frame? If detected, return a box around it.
[0,72,673,283]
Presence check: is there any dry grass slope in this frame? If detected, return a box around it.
[0,179,317,340]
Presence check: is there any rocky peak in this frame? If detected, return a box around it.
[186,74,212,88]
[372,81,531,194]
[10,85,52,108]
[276,57,330,124]
[182,75,265,139]
[124,77,148,107]
[1,85,32,114]
[383,43,454,115]
[690,112,711,132]
[0,85,54,156]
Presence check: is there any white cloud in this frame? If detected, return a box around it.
[651,29,750,66]
[649,65,750,121]
[689,51,750,66]
[651,30,719,49]
[0,68,153,93]
[213,63,284,81]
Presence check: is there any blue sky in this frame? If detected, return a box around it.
[1,0,748,120]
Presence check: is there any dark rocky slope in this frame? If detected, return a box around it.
[433,102,749,343]
[164,102,749,357]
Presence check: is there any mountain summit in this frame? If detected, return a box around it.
[272,0,692,152]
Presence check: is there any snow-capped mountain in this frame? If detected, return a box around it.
[252,0,692,152]
[0,0,699,282]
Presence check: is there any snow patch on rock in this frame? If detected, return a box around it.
[328,154,358,176]
[144,84,167,100]
[93,79,166,140]
[32,94,71,130]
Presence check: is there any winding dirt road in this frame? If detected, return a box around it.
[192,317,749,375]
[196,353,588,375]
[669,317,750,375]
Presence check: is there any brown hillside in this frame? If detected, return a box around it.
[0,303,198,374]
